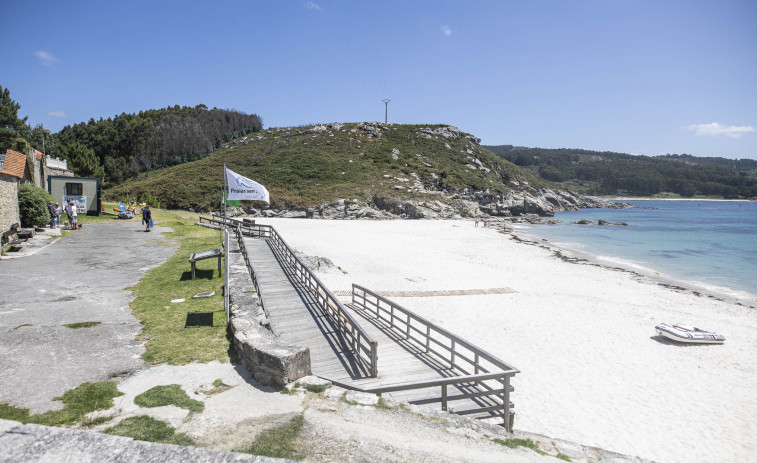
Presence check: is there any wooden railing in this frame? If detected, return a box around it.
[232,224,267,317]
[199,215,261,232]
[226,219,378,377]
[351,284,519,430]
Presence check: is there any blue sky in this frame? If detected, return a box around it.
[2,0,756,159]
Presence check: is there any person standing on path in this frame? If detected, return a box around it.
[54,203,62,228]
[47,202,57,229]
[64,201,72,229]
[143,205,152,232]
[69,200,78,229]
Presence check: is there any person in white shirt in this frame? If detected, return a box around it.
[69,201,78,229]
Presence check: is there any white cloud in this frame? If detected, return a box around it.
[686,122,756,139]
[305,1,321,11]
[35,50,60,66]
[48,111,68,119]
[441,25,452,37]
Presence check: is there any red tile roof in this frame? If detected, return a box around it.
[0,149,30,180]
[34,149,43,161]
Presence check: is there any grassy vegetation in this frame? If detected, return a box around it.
[134,385,204,413]
[0,382,123,426]
[75,212,123,226]
[492,437,548,456]
[129,208,229,365]
[302,384,327,394]
[201,379,234,395]
[106,123,550,211]
[104,415,193,446]
[234,414,304,460]
[63,321,101,329]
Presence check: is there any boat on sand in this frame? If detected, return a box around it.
[655,323,726,344]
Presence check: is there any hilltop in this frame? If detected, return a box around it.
[106,122,620,218]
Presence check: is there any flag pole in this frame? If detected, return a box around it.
[223,163,227,240]
[222,163,229,325]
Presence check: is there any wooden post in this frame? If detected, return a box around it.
[451,340,456,368]
[441,384,448,411]
[370,340,378,377]
[425,326,430,353]
[503,375,511,432]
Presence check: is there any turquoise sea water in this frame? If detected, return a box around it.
[516,200,757,299]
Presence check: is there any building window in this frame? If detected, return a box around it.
[65,183,83,195]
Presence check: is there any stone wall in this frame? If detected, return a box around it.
[0,174,20,243]
[227,235,310,388]
[44,166,74,191]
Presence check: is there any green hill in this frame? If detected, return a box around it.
[485,145,757,199]
[106,122,572,215]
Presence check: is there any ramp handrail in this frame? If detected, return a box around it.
[232,225,267,317]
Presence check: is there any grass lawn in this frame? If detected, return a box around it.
[134,385,204,413]
[104,415,194,446]
[234,415,304,460]
[129,208,230,365]
[0,382,123,426]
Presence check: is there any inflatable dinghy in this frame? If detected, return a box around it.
[655,323,725,344]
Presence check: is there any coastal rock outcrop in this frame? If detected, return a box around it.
[463,187,630,217]
[230,189,632,221]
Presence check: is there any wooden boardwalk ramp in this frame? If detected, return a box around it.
[232,223,519,430]
[244,236,372,379]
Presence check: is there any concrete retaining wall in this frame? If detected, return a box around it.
[227,236,310,388]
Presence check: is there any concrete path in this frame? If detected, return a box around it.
[0,222,176,413]
[0,419,288,463]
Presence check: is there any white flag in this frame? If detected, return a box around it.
[226,168,270,203]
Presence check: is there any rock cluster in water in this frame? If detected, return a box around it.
[572,219,629,226]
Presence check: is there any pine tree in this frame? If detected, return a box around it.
[0,85,29,151]
[60,142,105,179]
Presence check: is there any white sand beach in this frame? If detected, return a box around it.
[264,218,757,463]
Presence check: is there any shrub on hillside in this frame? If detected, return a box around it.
[139,191,161,209]
[18,183,54,228]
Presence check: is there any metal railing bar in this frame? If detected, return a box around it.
[363,372,517,394]
[410,387,509,405]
